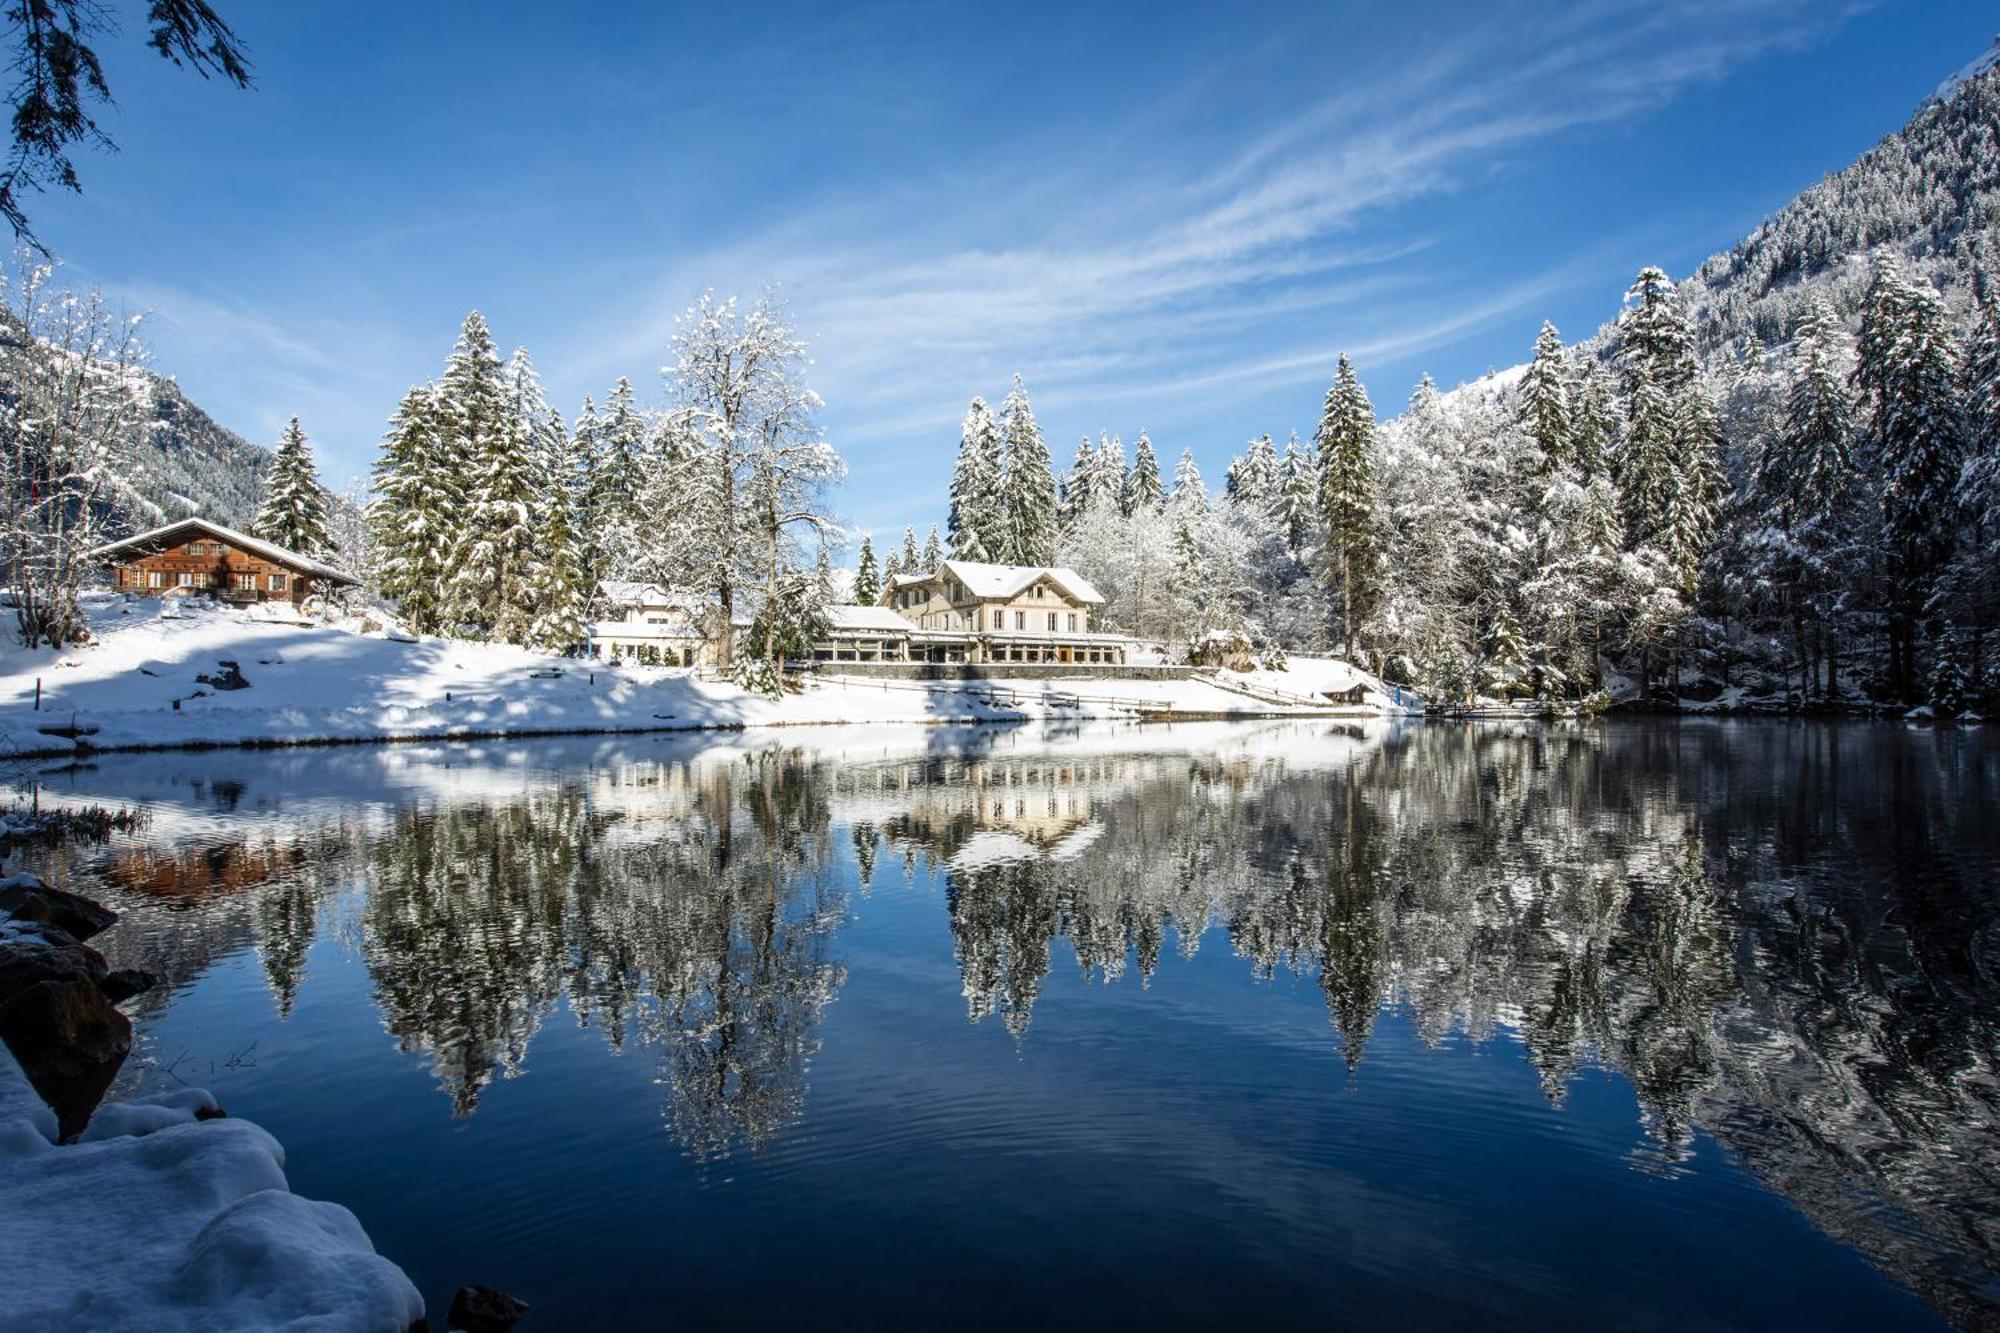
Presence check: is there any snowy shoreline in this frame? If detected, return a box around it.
[0,596,1403,762]
[0,872,425,1330]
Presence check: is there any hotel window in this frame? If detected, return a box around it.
[992,609,1003,630]
[1014,611,1025,630]
[1067,613,1077,632]
[1046,612,1057,631]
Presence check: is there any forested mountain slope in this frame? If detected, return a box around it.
[0,306,270,532]
[111,370,271,531]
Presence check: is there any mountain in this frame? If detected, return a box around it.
[110,369,273,532]
[1436,44,2000,404]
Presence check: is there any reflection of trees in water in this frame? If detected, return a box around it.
[926,723,2000,1324]
[38,723,2000,1321]
[356,749,847,1159]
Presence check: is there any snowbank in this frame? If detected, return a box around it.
[0,1043,423,1331]
[0,596,1372,757]
[1221,655,1416,712]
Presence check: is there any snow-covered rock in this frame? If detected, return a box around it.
[0,1044,424,1331]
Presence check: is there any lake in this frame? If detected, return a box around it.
[17,719,2000,1330]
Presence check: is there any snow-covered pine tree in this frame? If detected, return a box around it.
[1664,373,1725,596]
[1620,366,1677,552]
[1059,435,1097,534]
[1092,433,1127,507]
[524,490,588,653]
[572,394,606,584]
[1617,268,1699,556]
[1170,447,1206,509]
[1618,267,1699,392]
[368,385,455,633]
[921,525,943,570]
[439,316,544,640]
[998,375,1058,564]
[1568,355,1618,483]
[1225,434,1279,509]
[1278,429,1316,555]
[1483,604,1529,698]
[253,416,333,559]
[588,377,648,582]
[1855,257,1967,699]
[1517,322,1572,477]
[948,397,1003,561]
[1759,298,1854,528]
[1950,284,2000,697]
[1315,354,1380,659]
[854,534,880,603]
[1126,431,1164,515]
[900,525,920,572]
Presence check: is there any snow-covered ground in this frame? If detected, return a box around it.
[0,596,1397,757]
[0,1043,423,1331]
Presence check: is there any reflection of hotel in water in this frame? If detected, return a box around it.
[832,755,1170,867]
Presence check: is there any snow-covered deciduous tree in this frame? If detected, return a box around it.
[0,253,143,646]
[253,416,332,558]
[628,291,842,670]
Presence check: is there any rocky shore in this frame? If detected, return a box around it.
[0,870,433,1331]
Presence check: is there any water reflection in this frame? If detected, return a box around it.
[21,721,2000,1324]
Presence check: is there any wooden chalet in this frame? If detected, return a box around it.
[90,517,361,606]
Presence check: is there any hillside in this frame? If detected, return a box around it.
[0,306,271,533]
[1445,39,2000,402]
[109,369,272,531]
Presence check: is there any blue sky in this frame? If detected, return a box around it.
[29,0,1997,539]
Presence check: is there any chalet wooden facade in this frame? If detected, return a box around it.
[91,518,360,606]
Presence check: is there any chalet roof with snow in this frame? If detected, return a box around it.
[90,518,360,585]
[889,560,1105,605]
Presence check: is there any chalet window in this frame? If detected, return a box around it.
[176,572,194,587]
[147,571,164,589]
[236,573,258,591]
[267,574,288,592]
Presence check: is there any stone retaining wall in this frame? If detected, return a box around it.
[813,662,1193,683]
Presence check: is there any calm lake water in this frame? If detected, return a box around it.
[18,719,2000,1330]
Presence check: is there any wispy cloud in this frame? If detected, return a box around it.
[574,0,1863,489]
